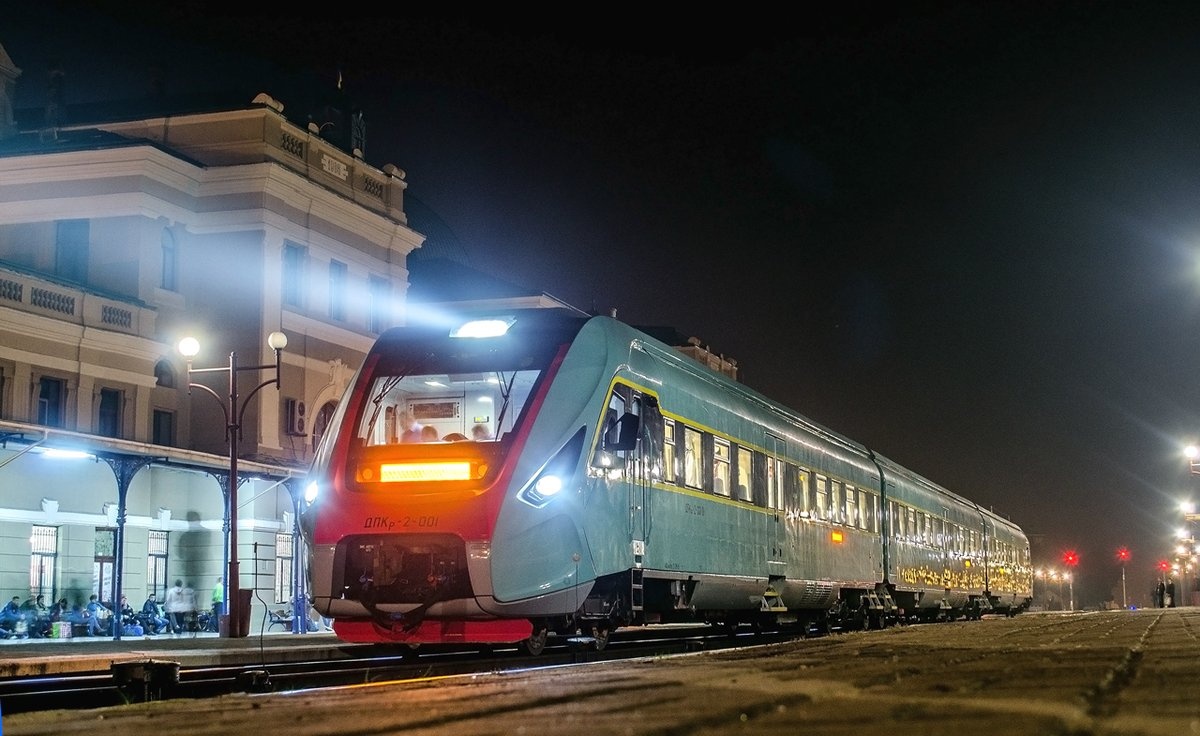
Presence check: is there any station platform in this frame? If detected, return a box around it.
[0,629,357,678]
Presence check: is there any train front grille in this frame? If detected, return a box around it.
[334,533,473,605]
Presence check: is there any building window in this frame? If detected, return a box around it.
[30,525,58,601]
[94,528,116,605]
[328,260,347,321]
[275,532,294,605]
[154,360,175,388]
[368,275,389,333]
[147,531,168,599]
[152,409,174,446]
[55,219,89,283]
[37,376,66,427]
[160,229,178,291]
[282,242,307,308]
[312,401,336,452]
[97,387,122,438]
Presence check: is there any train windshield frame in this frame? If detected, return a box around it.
[351,314,581,447]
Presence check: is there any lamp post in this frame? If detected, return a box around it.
[179,331,287,638]
[1117,547,1129,610]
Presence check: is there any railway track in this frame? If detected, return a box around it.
[0,624,803,714]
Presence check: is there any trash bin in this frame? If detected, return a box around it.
[217,588,254,637]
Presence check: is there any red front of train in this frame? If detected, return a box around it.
[298,311,581,646]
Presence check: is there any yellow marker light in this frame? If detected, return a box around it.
[831,530,844,544]
[381,462,472,482]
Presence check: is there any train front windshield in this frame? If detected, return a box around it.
[355,364,542,446]
[349,313,582,449]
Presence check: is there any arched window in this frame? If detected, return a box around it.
[312,401,337,451]
[154,360,175,388]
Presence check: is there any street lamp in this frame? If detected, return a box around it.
[179,330,287,638]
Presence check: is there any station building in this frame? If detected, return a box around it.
[0,38,426,634]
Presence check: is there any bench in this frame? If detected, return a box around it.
[268,609,294,631]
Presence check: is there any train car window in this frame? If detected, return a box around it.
[845,486,858,528]
[799,467,813,516]
[735,446,753,502]
[639,396,664,481]
[907,507,917,541]
[751,451,767,507]
[865,491,878,533]
[682,425,703,489]
[830,480,845,524]
[701,432,714,492]
[663,418,677,485]
[785,463,807,516]
[712,437,731,496]
[889,501,899,538]
[768,458,784,510]
[815,474,829,521]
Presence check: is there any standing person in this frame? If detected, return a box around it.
[399,409,424,442]
[210,576,224,632]
[163,579,187,634]
[182,582,198,631]
[1155,580,1166,608]
[1166,579,1177,608]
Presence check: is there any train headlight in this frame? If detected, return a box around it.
[518,427,585,508]
[449,316,515,338]
[304,481,320,504]
[534,475,563,497]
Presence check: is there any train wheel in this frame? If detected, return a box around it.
[520,627,549,656]
[592,624,610,651]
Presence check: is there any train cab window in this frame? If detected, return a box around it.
[637,395,663,480]
[814,474,829,520]
[713,437,731,496]
[845,486,858,528]
[682,425,703,489]
[663,418,677,485]
[735,446,753,502]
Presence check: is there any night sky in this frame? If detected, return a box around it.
[8,2,1200,607]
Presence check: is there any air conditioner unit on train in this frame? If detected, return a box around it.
[286,398,307,436]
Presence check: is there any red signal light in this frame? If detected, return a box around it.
[1062,549,1079,567]
[1159,560,1172,572]
[1117,547,1130,562]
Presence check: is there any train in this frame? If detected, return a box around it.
[299,308,1032,653]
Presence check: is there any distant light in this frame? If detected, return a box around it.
[303,481,320,504]
[267,331,288,350]
[830,530,844,544]
[424,380,446,387]
[450,317,514,338]
[1182,501,1196,515]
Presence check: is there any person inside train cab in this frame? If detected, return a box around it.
[421,425,440,442]
[471,423,492,441]
[399,409,424,442]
